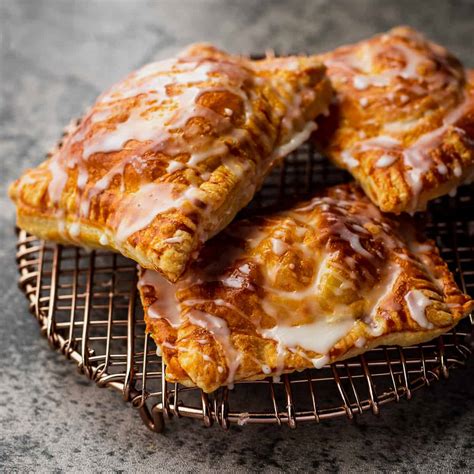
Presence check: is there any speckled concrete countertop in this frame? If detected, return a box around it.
[1,0,473,471]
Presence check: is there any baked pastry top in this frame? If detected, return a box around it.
[9,43,332,282]
[138,184,473,393]
[315,26,474,214]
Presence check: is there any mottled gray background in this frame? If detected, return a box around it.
[1,0,474,472]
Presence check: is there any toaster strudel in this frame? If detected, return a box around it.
[9,43,332,281]
[315,26,474,213]
[138,184,473,393]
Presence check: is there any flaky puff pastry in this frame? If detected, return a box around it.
[9,44,332,282]
[315,26,474,213]
[138,184,473,393]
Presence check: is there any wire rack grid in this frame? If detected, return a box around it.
[15,140,474,433]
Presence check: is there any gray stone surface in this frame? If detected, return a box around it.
[1,0,473,471]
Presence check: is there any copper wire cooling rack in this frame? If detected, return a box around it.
[15,142,474,432]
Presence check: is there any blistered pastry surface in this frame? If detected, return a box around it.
[9,43,332,281]
[316,26,474,213]
[139,184,473,392]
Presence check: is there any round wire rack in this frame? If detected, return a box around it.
[15,141,474,433]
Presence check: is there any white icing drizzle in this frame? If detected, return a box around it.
[327,36,445,92]
[221,275,248,289]
[79,160,130,217]
[99,233,109,245]
[368,322,385,337]
[238,263,251,275]
[383,117,424,134]
[453,162,462,177]
[353,74,390,90]
[335,223,373,259]
[167,160,184,173]
[404,290,434,329]
[311,355,330,369]
[138,269,181,328]
[69,222,81,238]
[47,157,69,204]
[437,163,448,175]
[375,154,397,168]
[271,238,288,256]
[410,242,433,253]
[161,236,184,244]
[272,121,317,160]
[187,310,241,386]
[261,317,356,356]
[364,265,401,337]
[354,337,366,348]
[261,364,272,375]
[341,150,359,169]
[114,183,181,243]
[57,214,66,238]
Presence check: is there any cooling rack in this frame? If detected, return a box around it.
[15,141,474,432]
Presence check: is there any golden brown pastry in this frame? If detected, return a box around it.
[138,184,473,393]
[315,26,474,214]
[9,44,332,282]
